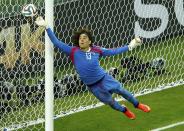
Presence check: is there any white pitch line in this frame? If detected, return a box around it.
[151,121,184,131]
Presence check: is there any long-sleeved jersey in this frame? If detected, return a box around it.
[46,28,129,85]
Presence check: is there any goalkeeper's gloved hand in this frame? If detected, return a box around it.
[128,37,142,50]
[35,16,49,28]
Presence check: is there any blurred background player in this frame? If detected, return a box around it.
[35,16,151,119]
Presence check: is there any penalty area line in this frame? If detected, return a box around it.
[151,121,184,131]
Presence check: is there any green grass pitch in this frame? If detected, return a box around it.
[53,85,184,131]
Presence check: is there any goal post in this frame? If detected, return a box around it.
[45,0,54,131]
[0,0,184,130]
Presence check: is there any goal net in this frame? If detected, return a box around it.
[1,0,184,130]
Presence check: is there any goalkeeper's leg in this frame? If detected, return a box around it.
[111,87,151,112]
[101,74,151,112]
[88,85,135,119]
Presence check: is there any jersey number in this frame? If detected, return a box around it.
[86,52,91,60]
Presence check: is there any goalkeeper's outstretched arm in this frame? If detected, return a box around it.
[35,16,72,55]
[101,37,142,57]
[46,28,72,55]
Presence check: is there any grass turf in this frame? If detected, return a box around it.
[52,85,184,131]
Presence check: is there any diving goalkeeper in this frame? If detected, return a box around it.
[35,17,151,120]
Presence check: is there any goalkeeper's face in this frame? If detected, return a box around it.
[79,34,91,50]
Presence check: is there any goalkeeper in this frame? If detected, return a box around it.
[35,17,151,120]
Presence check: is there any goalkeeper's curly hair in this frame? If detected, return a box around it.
[72,27,94,47]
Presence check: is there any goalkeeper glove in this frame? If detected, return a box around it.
[35,16,49,28]
[128,37,142,50]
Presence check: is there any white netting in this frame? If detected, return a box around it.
[53,0,184,115]
[0,0,184,130]
[0,0,45,130]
